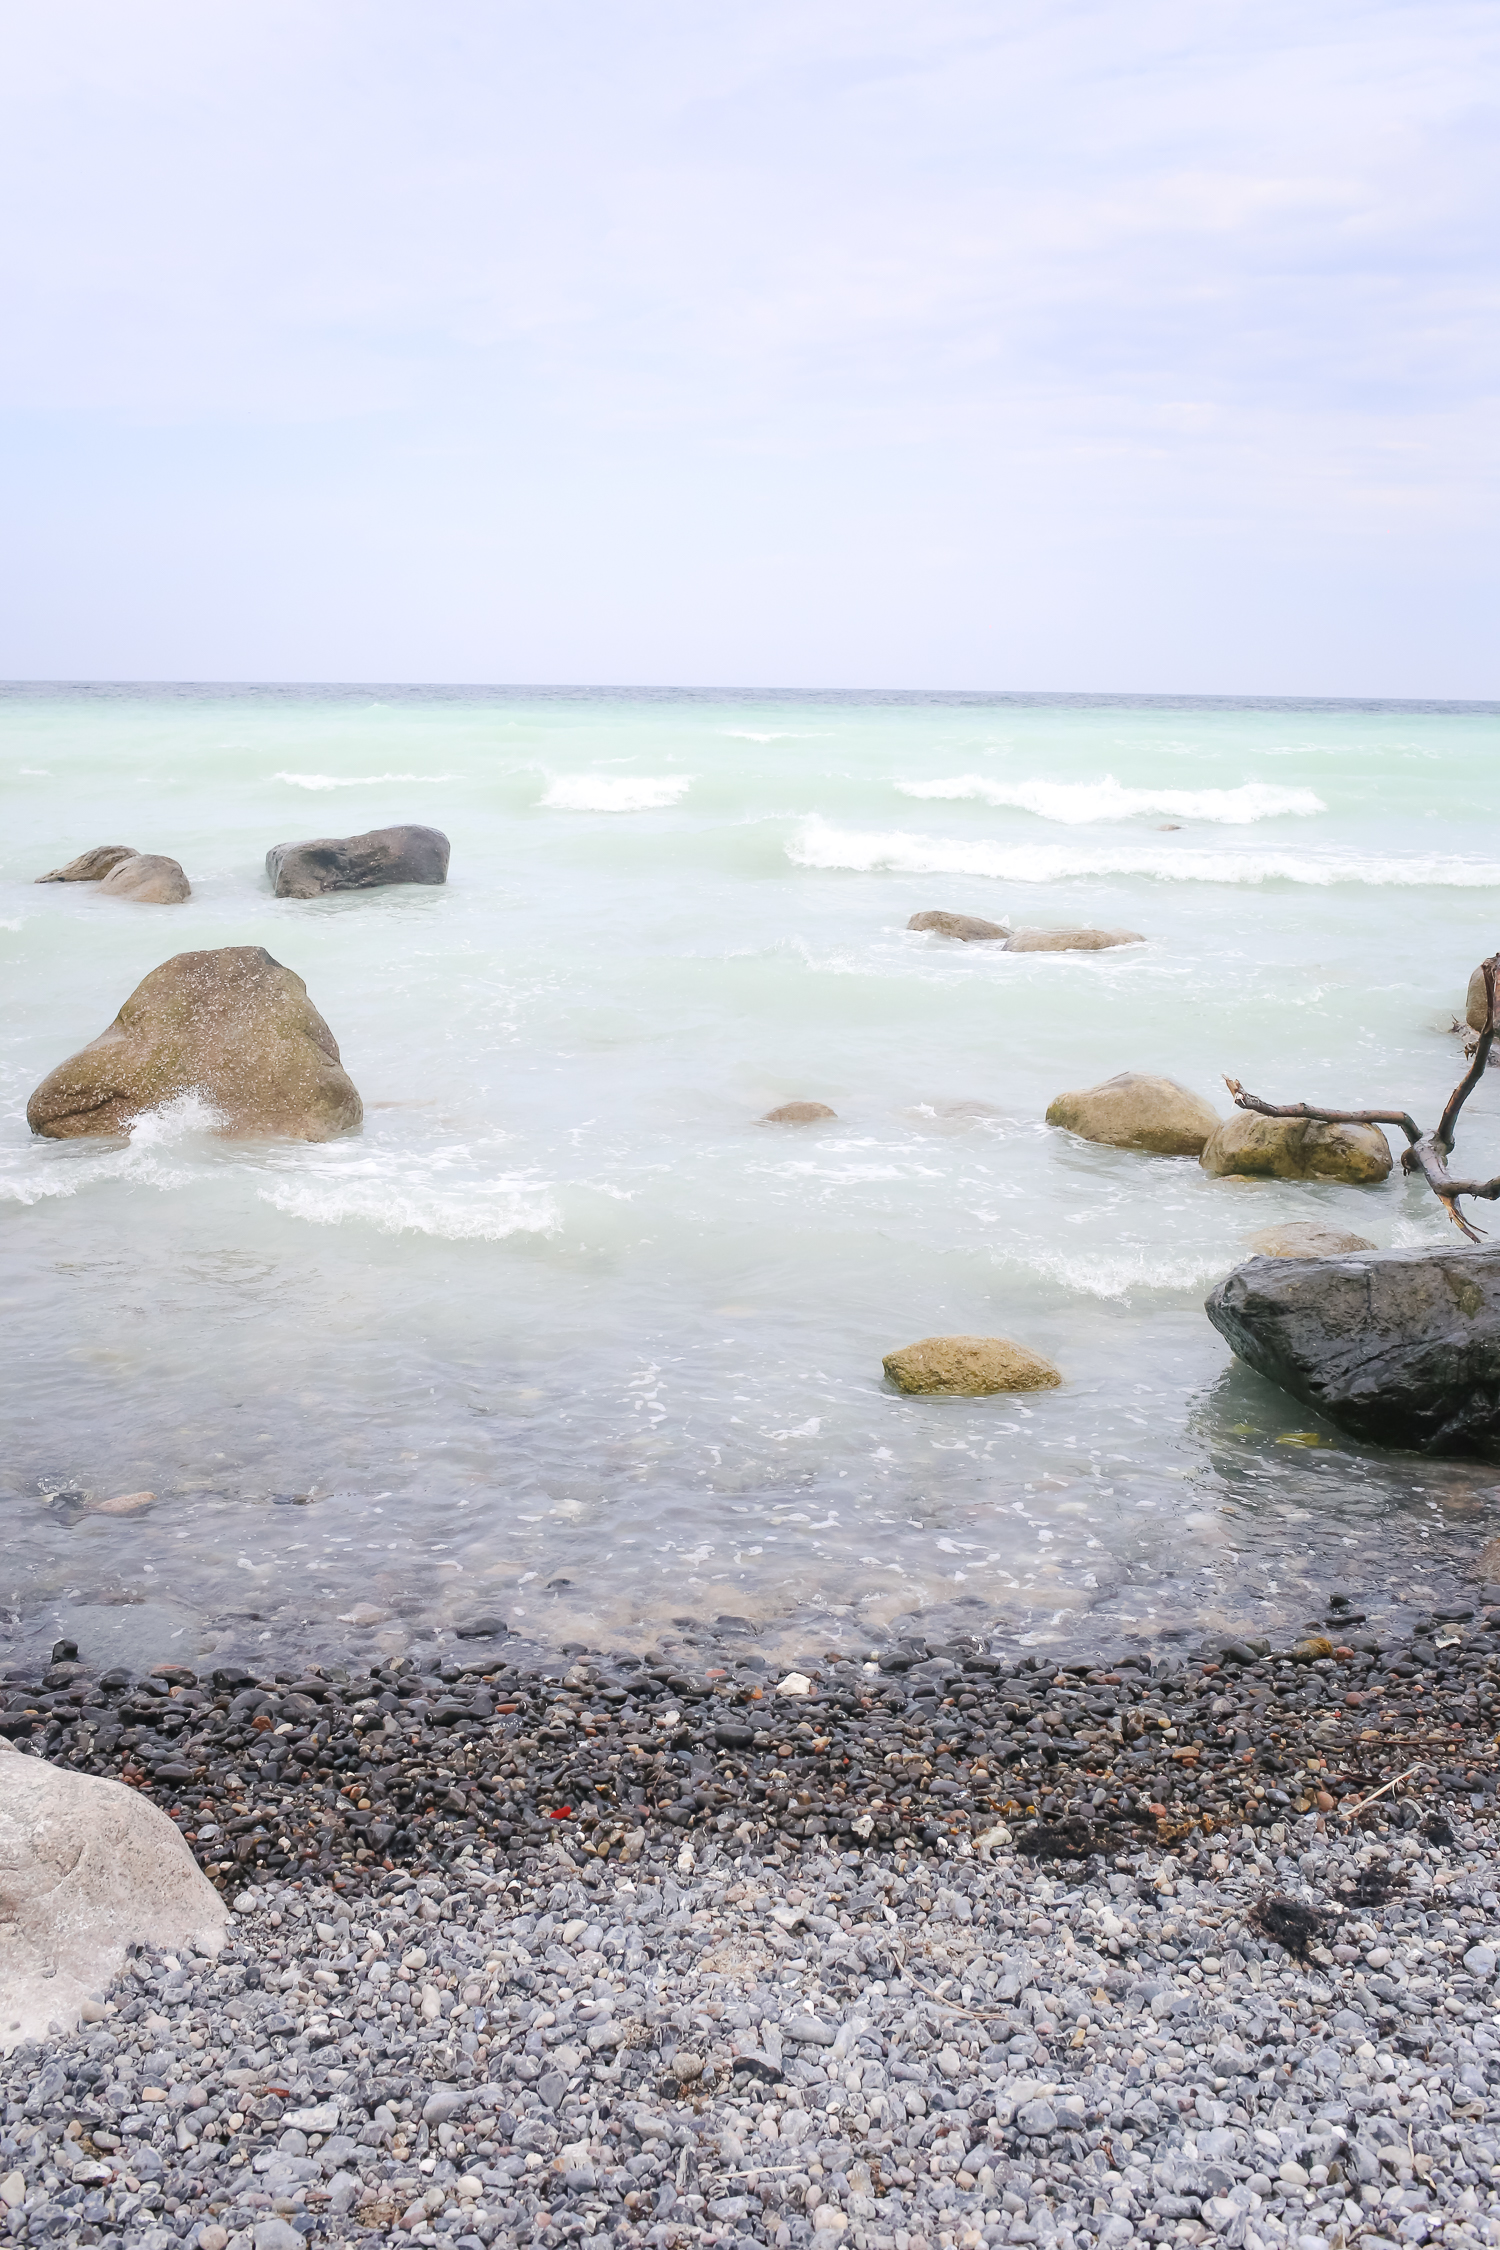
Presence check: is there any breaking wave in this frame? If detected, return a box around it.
[272,771,455,789]
[895,775,1324,824]
[258,1165,559,1241]
[541,775,692,811]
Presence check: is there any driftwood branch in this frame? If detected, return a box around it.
[1225,954,1500,1244]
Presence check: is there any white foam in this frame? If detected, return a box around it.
[895,775,1325,823]
[788,817,1500,888]
[272,771,454,789]
[540,774,692,811]
[1013,1247,1234,1300]
[258,1166,559,1242]
[0,1093,223,1203]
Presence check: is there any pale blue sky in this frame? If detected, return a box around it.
[0,1,1495,693]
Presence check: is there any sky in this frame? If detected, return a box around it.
[0,0,1495,695]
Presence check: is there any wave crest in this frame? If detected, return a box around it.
[788,817,1500,888]
[541,775,692,811]
[895,775,1324,824]
[273,771,454,789]
[258,1167,559,1241]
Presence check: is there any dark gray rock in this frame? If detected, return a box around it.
[266,824,450,898]
[1206,1245,1500,1453]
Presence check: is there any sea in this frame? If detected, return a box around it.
[4,683,1500,1678]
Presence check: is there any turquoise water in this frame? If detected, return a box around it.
[4,685,1500,1673]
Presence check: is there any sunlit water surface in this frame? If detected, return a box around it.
[4,685,1500,1675]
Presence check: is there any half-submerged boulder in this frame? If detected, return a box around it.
[761,1101,837,1123]
[97,851,191,903]
[1200,1113,1391,1184]
[1247,1222,1376,1258]
[0,1737,228,2051]
[35,844,141,883]
[883,1334,1061,1395]
[907,910,1008,941]
[1004,927,1144,952]
[1046,1072,1221,1156]
[267,822,450,898]
[1206,1245,1500,1454]
[26,945,362,1141]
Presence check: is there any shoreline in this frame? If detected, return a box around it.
[5,1603,1500,2250]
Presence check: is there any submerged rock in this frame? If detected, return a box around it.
[1201,1112,1392,1183]
[760,1101,836,1123]
[0,1737,227,2050]
[1046,1071,1220,1155]
[35,844,141,883]
[266,822,451,898]
[883,1334,1061,1394]
[1206,1244,1500,1452]
[907,909,1008,940]
[97,851,191,903]
[1004,926,1144,951]
[1248,1222,1376,1258]
[26,944,363,1141]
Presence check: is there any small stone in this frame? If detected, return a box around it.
[883,1334,1061,1395]
[760,1101,837,1123]
[1016,2099,1057,2135]
[252,2223,303,2250]
[87,1490,157,1517]
[784,2013,838,2045]
[1463,1944,1496,1978]
[199,2231,229,2250]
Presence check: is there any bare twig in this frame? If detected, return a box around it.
[1226,954,1500,1241]
[1338,1764,1423,1821]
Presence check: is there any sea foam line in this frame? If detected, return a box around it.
[788,817,1500,888]
[272,771,455,790]
[541,775,691,811]
[257,1169,559,1242]
[895,775,1324,824]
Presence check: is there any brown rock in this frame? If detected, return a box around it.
[266,823,450,898]
[1004,926,1144,952]
[882,1334,1062,1395]
[97,853,191,904]
[1046,1072,1221,1156]
[907,910,1008,941]
[1201,1114,1392,1184]
[1248,1223,1376,1259]
[35,845,140,884]
[1467,965,1496,1034]
[26,945,363,1142]
[760,1102,837,1123]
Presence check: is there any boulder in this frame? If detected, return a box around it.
[761,1101,836,1123]
[35,845,140,883]
[1046,1072,1221,1156]
[1004,927,1144,952]
[266,823,450,898]
[1468,965,1495,1034]
[1200,1113,1392,1184]
[96,852,191,903]
[907,910,1008,941]
[883,1334,1062,1395]
[0,1738,228,2051]
[1247,1223,1376,1259]
[1205,1245,1500,1454]
[26,945,362,1141]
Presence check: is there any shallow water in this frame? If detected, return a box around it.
[4,684,1500,1673]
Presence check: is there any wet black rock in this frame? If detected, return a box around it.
[1206,1243,1500,1453]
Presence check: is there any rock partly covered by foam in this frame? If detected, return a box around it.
[35,844,141,883]
[883,1334,1061,1394]
[266,823,451,898]
[1248,1222,1376,1258]
[97,851,191,903]
[907,910,1008,941]
[1046,1071,1220,1156]
[26,945,363,1141]
[760,1101,837,1123]
[0,1739,227,2051]
[1206,1243,1500,1452]
[1004,926,1144,952]
[1200,1112,1392,1183]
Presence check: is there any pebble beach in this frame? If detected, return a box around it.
[7,1599,1500,2250]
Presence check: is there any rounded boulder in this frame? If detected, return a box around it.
[1201,1114,1392,1184]
[35,844,141,883]
[26,944,363,1141]
[883,1334,1061,1395]
[266,822,450,898]
[907,910,1008,941]
[1248,1222,1376,1258]
[1004,927,1144,952]
[97,851,191,903]
[1046,1071,1221,1156]
[1468,964,1496,1034]
[761,1101,837,1123]
[0,1738,228,2051]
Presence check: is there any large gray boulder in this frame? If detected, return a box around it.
[267,823,450,898]
[1206,1245,1500,1454]
[0,1739,228,2051]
